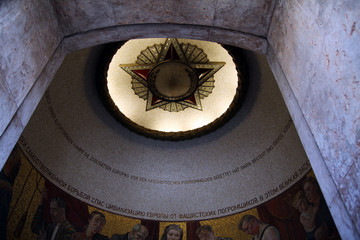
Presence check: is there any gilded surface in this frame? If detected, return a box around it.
[159,222,187,239]
[200,209,259,240]
[6,147,45,240]
[5,154,334,240]
[5,152,258,240]
[88,206,140,237]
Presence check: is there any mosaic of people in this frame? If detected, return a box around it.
[1,145,340,240]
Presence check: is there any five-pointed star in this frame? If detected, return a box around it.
[119,38,225,112]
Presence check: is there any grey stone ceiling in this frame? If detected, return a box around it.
[52,0,276,37]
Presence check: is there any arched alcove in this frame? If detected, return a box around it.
[1,1,358,238]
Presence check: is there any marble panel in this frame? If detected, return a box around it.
[62,23,268,56]
[43,44,69,81]
[209,28,267,54]
[328,191,360,239]
[0,44,66,170]
[0,114,24,170]
[266,46,339,204]
[267,0,313,104]
[300,2,360,186]
[0,1,27,136]
[213,0,276,36]
[1,0,61,106]
[267,45,358,238]
[268,0,360,192]
[17,45,67,127]
[0,81,17,136]
[338,158,360,232]
[268,0,360,238]
[52,0,274,37]
[0,0,62,139]
[52,0,216,36]
[62,24,212,52]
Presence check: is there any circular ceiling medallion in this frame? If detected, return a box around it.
[148,61,198,101]
[97,38,247,140]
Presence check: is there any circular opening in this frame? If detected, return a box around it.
[97,38,247,140]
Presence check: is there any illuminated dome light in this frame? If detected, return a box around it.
[97,38,247,140]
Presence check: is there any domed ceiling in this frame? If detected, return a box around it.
[98,38,246,140]
[20,38,310,222]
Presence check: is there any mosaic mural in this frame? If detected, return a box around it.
[1,145,340,240]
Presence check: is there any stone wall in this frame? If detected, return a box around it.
[51,0,275,37]
[267,0,360,238]
[0,0,63,167]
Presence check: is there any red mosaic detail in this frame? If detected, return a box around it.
[133,69,151,80]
